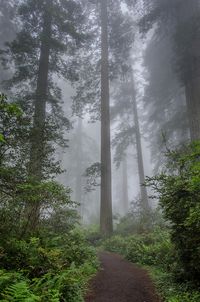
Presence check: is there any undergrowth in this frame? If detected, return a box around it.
[0,230,98,301]
[101,228,200,302]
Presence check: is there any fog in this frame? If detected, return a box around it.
[0,0,199,229]
[1,2,200,299]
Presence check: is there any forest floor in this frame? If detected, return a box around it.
[85,251,161,302]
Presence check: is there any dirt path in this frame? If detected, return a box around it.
[85,252,161,302]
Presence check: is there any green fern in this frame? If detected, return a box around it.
[2,281,40,302]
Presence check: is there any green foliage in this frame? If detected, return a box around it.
[101,235,128,254]
[0,261,97,302]
[0,176,77,239]
[85,225,103,247]
[32,261,97,302]
[19,181,77,237]
[1,0,87,149]
[104,142,200,300]
[58,229,98,267]
[114,202,167,235]
[149,268,200,302]
[112,122,135,168]
[0,238,62,273]
[146,142,200,283]
[0,94,78,239]
[0,270,40,301]
[101,227,200,301]
[0,230,97,273]
[0,230,98,301]
[2,280,40,302]
[0,93,29,198]
[0,93,98,301]
[102,228,174,271]
[84,162,101,192]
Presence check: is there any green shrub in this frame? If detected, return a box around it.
[2,281,40,302]
[102,235,129,255]
[59,229,98,267]
[146,142,200,284]
[0,230,98,301]
[0,96,98,301]
[149,267,200,302]
[102,228,175,271]
[32,261,97,302]
[0,262,97,302]
[115,205,167,235]
[85,225,103,247]
[168,291,200,302]
[0,238,63,275]
[102,230,200,302]
[0,270,39,301]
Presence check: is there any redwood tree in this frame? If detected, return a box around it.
[130,71,149,214]
[136,0,200,141]
[100,0,113,235]
[2,0,86,232]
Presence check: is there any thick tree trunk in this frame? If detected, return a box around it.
[122,155,129,215]
[130,71,150,214]
[100,0,113,235]
[75,118,83,218]
[26,4,52,232]
[185,78,200,141]
[29,11,51,179]
[177,0,200,141]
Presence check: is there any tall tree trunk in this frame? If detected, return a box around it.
[177,0,200,141]
[26,3,52,232]
[184,1,200,142]
[185,79,200,141]
[122,155,129,215]
[130,71,150,214]
[75,118,83,218]
[100,0,113,235]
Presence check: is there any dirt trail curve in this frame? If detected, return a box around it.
[85,252,161,302]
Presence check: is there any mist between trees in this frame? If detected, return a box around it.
[0,0,200,300]
[0,0,199,240]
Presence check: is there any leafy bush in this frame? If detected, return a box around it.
[0,230,98,273]
[2,280,40,302]
[102,235,129,255]
[0,237,63,275]
[32,262,97,302]
[0,94,98,301]
[0,261,97,302]
[127,233,174,270]
[102,229,200,302]
[85,225,103,247]
[146,142,200,283]
[102,228,175,271]
[115,202,167,235]
[0,94,78,240]
[149,268,200,302]
[0,270,40,301]
[0,230,98,301]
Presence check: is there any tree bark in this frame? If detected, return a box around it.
[26,2,52,232]
[185,78,200,141]
[130,71,150,214]
[100,0,113,235]
[122,155,129,215]
[177,0,200,141]
[75,118,83,218]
